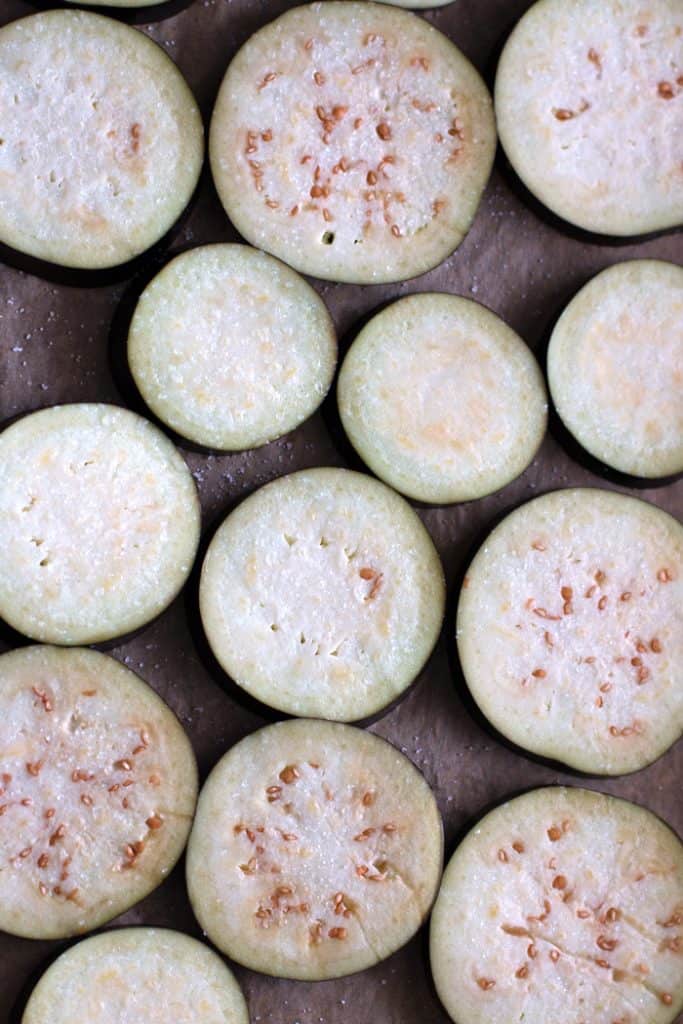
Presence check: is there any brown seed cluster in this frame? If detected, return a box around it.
[2,698,165,901]
[495,832,626,988]
[129,122,141,155]
[522,552,673,725]
[242,38,468,239]
[494,804,682,994]
[241,761,406,945]
[608,720,644,738]
[333,891,352,918]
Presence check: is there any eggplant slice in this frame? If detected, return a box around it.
[495,0,683,236]
[0,11,203,269]
[22,928,248,1023]
[187,719,443,980]
[209,1,495,283]
[338,292,547,504]
[199,467,445,720]
[128,244,337,451]
[431,787,683,1024]
[457,488,683,775]
[548,260,683,479]
[0,646,197,940]
[0,403,200,645]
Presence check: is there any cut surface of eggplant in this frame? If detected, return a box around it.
[187,719,443,980]
[431,787,683,1024]
[209,1,495,283]
[457,488,683,775]
[22,928,248,1023]
[0,11,203,269]
[0,646,197,940]
[128,244,337,451]
[0,403,200,645]
[199,467,445,720]
[495,0,683,235]
[548,260,683,478]
[338,292,547,503]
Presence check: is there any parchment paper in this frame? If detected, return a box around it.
[0,0,681,1021]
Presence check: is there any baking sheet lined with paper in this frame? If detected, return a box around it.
[0,0,681,1021]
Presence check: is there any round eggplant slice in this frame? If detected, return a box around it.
[22,928,248,1023]
[199,467,445,720]
[0,646,197,940]
[338,293,547,504]
[430,787,683,1024]
[0,11,203,269]
[548,260,683,479]
[495,0,683,236]
[209,1,495,284]
[457,488,683,775]
[128,244,337,451]
[186,719,443,980]
[0,403,200,645]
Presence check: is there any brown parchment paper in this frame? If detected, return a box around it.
[0,0,681,1020]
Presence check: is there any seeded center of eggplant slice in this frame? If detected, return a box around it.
[0,685,164,904]
[243,32,465,243]
[512,553,673,737]
[233,759,404,945]
[473,818,681,1007]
